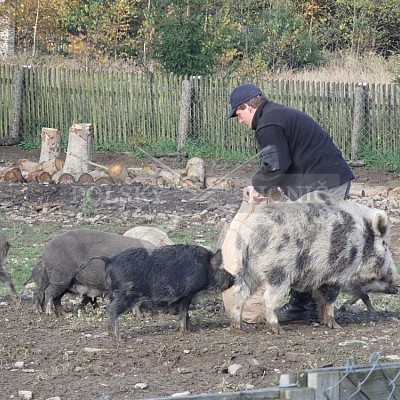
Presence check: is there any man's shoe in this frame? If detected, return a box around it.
[276,302,310,323]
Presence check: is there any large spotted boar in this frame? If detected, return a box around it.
[230,191,398,333]
[29,229,154,316]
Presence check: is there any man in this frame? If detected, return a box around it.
[227,83,354,323]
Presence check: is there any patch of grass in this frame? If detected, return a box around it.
[358,147,400,170]
[18,139,41,151]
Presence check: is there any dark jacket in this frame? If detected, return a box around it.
[251,100,354,200]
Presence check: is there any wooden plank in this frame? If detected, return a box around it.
[307,369,340,399]
[148,387,281,400]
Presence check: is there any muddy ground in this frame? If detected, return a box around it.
[0,147,400,400]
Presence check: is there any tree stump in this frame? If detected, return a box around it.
[63,123,93,174]
[39,128,61,163]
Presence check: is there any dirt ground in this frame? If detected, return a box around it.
[1,146,400,400]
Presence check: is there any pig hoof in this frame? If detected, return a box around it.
[324,319,341,329]
[231,322,242,331]
[267,323,281,334]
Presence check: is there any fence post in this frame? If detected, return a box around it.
[351,83,367,161]
[6,67,24,145]
[177,78,191,151]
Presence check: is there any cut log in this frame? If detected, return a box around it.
[39,128,61,163]
[25,170,41,183]
[154,167,182,186]
[205,176,233,190]
[37,171,53,184]
[58,173,76,184]
[95,176,113,185]
[40,158,64,175]
[55,157,65,171]
[63,123,93,174]
[77,173,95,184]
[12,159,41,172]
[0,166,10,179]
[4,167,24,183]
[107,163,127,183]
[184,157,205,187]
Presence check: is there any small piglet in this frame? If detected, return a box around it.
[341,278,398,312]
[82,244,235,338]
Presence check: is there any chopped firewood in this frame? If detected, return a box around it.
[55,156,65,171]
[107,163,127,183]
[25,170,41,183]
[58,173,76,184]
[12,159,41,172]
[95,176,113,185]
[40,158,64,175]
[205,176,233,190]
[77,173,95,184]
[37,171,53,184]
[184,157,205,187]
[4,167,24,183]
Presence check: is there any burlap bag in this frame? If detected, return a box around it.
[221,200,266,324]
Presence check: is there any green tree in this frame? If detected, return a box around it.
[149,0,232,75]
[225,0,324,76]
[61,0,143,60]
[0,0,77,53]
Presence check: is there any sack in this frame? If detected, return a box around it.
[221,200,266,324]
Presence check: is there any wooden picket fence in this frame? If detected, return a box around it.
[0,64,399,159]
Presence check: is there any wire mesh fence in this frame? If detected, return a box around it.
[0,64,399,160]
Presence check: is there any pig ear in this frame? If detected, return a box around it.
[210,249,223,271]
[372,211,389,237]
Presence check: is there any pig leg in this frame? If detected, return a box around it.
[341,293,375,312]
[44,284,67,316]
[76,295,99,310]
[177,298,193,332]
[231,284,252,330]
[0,270,18,302]
[262,283,287,334]
[315,284,341,329]
[107,293,138,338]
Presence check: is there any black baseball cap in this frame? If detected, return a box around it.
[227,83,263,119]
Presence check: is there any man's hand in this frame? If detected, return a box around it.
[243,186,263,204]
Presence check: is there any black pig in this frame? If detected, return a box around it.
[27,229,154,316]
[82,244,235,337]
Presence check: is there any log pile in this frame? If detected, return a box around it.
[0,154,233,189]
[0,123,235,189]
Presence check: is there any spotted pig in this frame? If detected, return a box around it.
[230,191,399,333]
